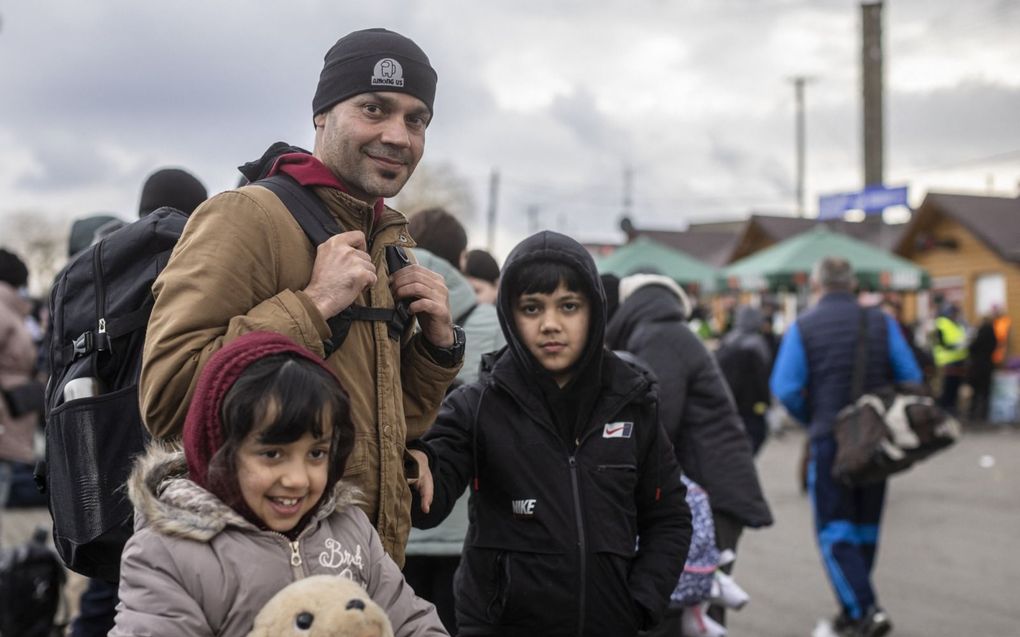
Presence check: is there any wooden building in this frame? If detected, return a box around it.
[894,192,1020,359]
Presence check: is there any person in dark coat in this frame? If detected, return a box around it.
[715,305,773,455]
[967,312,998,422]
[412,231,691,636]
[606,274,773,629]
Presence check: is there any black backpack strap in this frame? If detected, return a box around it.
[255,174,403,356]
[258,174,340,246]
[850,308,871,400]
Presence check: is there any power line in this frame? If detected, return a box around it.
[901,149,1020,175]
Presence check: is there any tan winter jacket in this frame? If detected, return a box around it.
[110,447,447,637]
[139,184,459,565]
[0,282,37,464]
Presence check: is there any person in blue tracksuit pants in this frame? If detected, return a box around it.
[771,258,921,637]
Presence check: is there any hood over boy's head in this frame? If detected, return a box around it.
[497,231,606,386]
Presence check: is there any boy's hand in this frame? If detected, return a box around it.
[389,265,455,348]
[408,449,434,514]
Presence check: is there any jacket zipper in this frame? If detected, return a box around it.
[92,243,109,354]
[568,455,586,637]
[272,533,305,580]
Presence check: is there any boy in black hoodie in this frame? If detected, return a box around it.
[411,231,691,636]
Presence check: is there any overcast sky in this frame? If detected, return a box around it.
[1,0,1018,259]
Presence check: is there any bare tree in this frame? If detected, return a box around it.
[393,161,477,222]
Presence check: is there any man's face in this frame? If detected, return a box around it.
[512,281,590,387]
[314,92,430,204]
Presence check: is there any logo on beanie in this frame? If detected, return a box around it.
[371,58,404,88]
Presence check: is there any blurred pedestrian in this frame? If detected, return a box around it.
[933,303,968,415]
[715,305,773,455]
[404,209,505,634]
[462,248,500,305]
[967,312,998,422]
[406,206,467,270]
[0,248,42,546]
[137,167,207,217]
[67,214,121,258]
[770,257,921,636]
[605,273,772,631]
[991,305,1010,367]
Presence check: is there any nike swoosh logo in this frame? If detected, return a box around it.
[606,425,624,435]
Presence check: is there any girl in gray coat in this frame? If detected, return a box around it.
[110,332,446,637]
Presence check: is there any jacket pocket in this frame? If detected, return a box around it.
[456,547,510,625]
[457,548,575,633]
[585,463,639,556]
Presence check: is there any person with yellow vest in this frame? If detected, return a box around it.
[934,303,968,414]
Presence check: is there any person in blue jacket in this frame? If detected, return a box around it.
[770,257,921,637]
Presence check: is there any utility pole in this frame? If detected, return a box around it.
[862,0,884,189]
[485,169,500,252]
[789,76,813,217]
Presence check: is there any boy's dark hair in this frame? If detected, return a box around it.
[207,353,355,513]
[504,259,586,302]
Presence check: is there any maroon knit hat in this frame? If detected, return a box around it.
[183,331,339,489]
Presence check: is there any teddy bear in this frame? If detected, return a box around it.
[247,575,394,637]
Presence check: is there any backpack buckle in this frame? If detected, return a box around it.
[72,331,94,359]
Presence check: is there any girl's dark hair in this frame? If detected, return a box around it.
[504,260,586,302]
[206,353,355,515]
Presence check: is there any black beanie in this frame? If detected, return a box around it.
[139,168,208,217]
[313,28,437,118]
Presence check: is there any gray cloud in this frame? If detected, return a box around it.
[0,0,1017,252]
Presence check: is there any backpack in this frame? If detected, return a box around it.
[39,173,407,582]
[0,526,67,637]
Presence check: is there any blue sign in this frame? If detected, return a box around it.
[818,185,909,220]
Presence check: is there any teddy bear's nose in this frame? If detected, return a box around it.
[345,599,366,611]
[295,612,314,629]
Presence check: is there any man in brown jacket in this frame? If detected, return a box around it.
[140,28,463,566]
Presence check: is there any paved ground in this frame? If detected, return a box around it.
[727,425,1020,637]
[5,426,1018,635]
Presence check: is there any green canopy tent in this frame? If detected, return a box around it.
[721,225,930,292]
[595,236,719,292]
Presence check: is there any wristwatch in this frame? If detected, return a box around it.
[423,324,466,368]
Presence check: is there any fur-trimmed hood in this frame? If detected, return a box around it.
[128,444,363,542]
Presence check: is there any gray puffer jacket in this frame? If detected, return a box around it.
[111,447,447,637]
